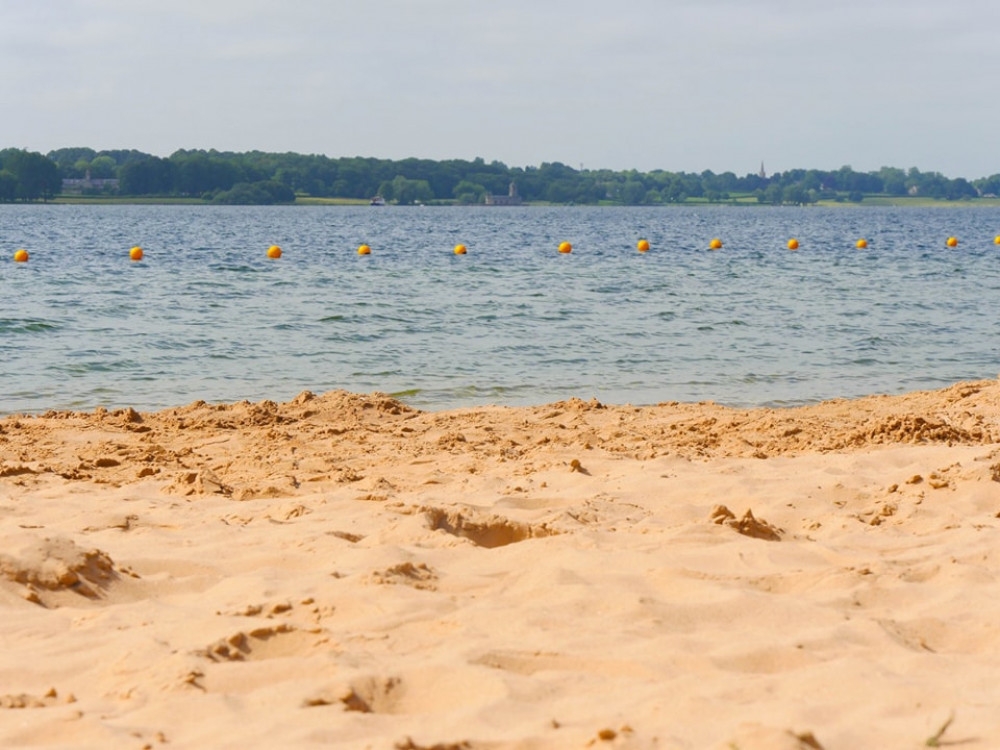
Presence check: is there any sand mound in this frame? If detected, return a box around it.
[4,380,1000,497]
[0,534,118,604]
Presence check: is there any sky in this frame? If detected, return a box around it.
[2,0,998,179]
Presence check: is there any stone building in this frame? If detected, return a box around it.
[485,181,523,206]
[61,170,120,194]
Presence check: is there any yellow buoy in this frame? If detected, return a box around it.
[709,238,723,250]
[995,235,1000,245]
[267,245,282,259]
[130,246,144,261]
[787,238,799,250]
[454,244,467,255]
[947,236,958,247]
[558,241,572,254]
[637,239,650,253]
[358,244,371,255]
[13,249,28,262]
[856,239,868,249]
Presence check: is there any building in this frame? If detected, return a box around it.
[485,181,523,206]
[61,170,120,195]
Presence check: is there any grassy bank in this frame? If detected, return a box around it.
[46,195,1000,208]
[53,195,207,205]
[292,197,371,206]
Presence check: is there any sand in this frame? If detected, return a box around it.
[2,380,1000,749]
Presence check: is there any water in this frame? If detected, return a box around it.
[2,203,999,414]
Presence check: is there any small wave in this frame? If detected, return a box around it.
[390,388,422,398]
[0,319,60,334]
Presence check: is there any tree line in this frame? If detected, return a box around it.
[1,146,999,205]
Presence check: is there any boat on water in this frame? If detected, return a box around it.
[370,196,386,206]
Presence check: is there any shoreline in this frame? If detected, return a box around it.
[24,195,1000,207]
[2,379,1000,748]
[3,376,996,445]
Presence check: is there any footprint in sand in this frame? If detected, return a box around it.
[200,624,325,662]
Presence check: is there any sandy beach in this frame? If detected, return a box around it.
[2,380,1000,749]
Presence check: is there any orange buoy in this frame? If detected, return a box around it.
[637,239,650,253]
[946,236,958,248]
[787,238,799,250]
[856,239,868,249]
[994,235,1000,245]
[267,245,282,258]
[13,249,28,262]
[709,238,723,250]
[130,246,144,261]
[558,241,572,254]
[358,244,371,255]
[454,244,467,255]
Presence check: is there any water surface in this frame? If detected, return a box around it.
[2,204,999,413]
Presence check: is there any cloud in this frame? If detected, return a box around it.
[1,0,999,176]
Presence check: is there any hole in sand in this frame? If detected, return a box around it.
[423,508,554,548]
[341,676,403,713]
[202,625,322,662]
[336,667,506,716]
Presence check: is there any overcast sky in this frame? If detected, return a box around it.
[2,0,998,178]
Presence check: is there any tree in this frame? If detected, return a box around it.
[47,147,97,175]
[388,175,433,204]
[946,177,976,200]
[172,152,243,195]
[17,145,1000,205]
[545,179,578,203]
[759,183,783,205]
[211,180,294,204]
[878,166,907,195]
[118,156,175,195]
[0,149,61,201]
[620,180,647,204]
[452,180,486,204]
[802,170,822,192]
[89,155,117,178]
[914,171,949,199]
[72,159,93,178]
[782,184,809,205]
[0,170,17,202]
[974,174,1000,196]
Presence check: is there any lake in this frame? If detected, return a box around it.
[2,203,999,414]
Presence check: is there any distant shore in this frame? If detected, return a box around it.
[34,195,1000,207]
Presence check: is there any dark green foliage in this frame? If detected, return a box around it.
[976,174,1000,197]
[46,147,97,176]
[0,170,17,202]
[452,179,487,204]
[118,156,175,195]
[9,146,1000,205]
[96,154,1000,204]
[211,180,295,205]
[0,148,61,201]
[376,175,434,205]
